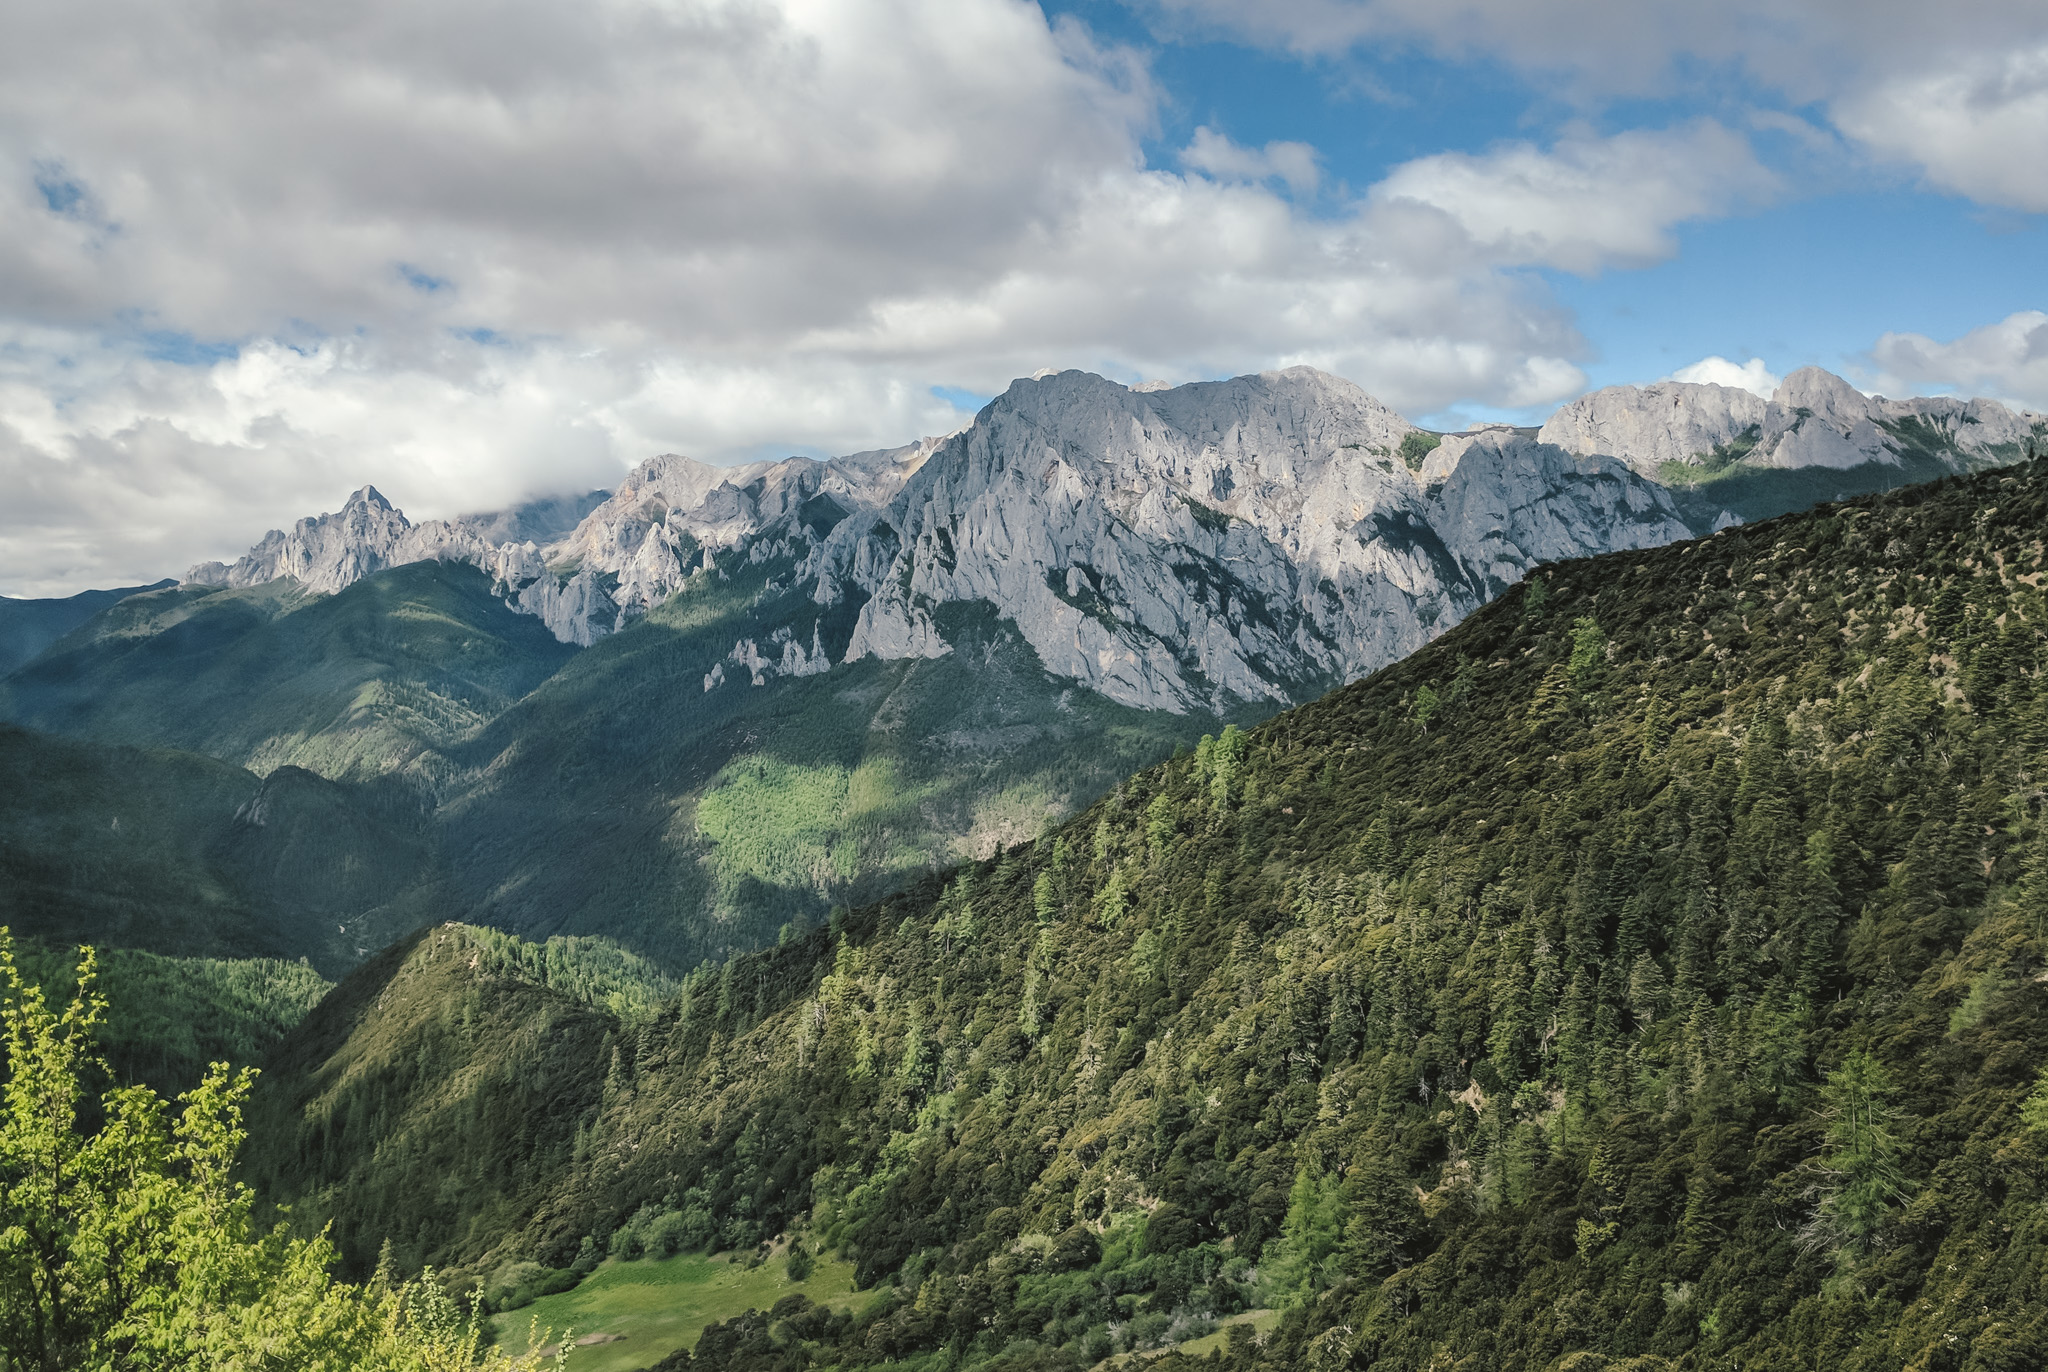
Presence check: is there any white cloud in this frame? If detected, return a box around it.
[1181,127,1321,195]
[1832,46,2048,212]
[0,0,1776,593]
[1668,356,1780,398]
[1140,0,2048,211]
[1370,122,1772,274]
[1866,311,2048,413]
[0,329,978,596]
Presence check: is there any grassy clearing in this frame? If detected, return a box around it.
[492,1252,862,1372]
[1163,1308,1280,1359]
[1087,1309,1281,1369]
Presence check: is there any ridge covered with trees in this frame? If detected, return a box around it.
[241,459,2048,1370]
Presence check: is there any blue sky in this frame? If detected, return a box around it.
[1045,0,2048,426]
[2,0,2045,591]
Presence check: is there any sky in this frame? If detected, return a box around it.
[2,0,2045,595]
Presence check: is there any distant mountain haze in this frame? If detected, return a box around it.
[0,578,175,676]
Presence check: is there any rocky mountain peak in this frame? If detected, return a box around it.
[811,366,1683,712]
[1772,365,1865,415]
[1541,364,2045,479]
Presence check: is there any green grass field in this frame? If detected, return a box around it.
[492,1252,863,1372]
[1162,1308,1279,1359]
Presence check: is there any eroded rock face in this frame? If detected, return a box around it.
[180,363,2039,714]
[814,372,1689,711]
[1540,366,2046,478]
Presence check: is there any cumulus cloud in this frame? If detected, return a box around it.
[1833,46,2048,212]
[1370,122,1772,275]
[1140,0,2048,211]
[1180,127,1321,195]
[0,0,1777,593]
[1669,356,1780,398]
[1867,311,2048,413]
[0,330,977,596]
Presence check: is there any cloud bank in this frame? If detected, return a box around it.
[1140,0,2048,212]
[1669,356,1781,398]
[0,0,1783,593]
[1868,311,2048,412]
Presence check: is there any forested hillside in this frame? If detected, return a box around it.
[0,578,173,676]
[0,561,577,790]
[0,724,440,972]
[247,459,2048,1370]
[11,938,329,1095]
[3,533,1215,970]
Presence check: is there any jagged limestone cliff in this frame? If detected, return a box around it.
[1540,365,2044,481]
[181,368,1700,712]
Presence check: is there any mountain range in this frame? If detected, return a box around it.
[176,364,2046,703]
[3,364,2040,971]
[6,358,2048,1370]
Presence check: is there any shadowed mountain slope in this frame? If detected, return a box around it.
[9,938,330,1097]
[1,561,577,788]
[0,578,175,676]
[432,566,1221,965]
[0,724,439,973]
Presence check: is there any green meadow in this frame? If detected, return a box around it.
[493,1252,864,1372]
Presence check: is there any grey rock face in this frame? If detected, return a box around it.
[719,623,833,688]
[182,362,2038,716]
[1541,366,2046,478]
[1536,381,1771,477]
[185,486,450,594]
[813,370,1688,711]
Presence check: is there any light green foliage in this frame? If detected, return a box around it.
[1260,1160,1345,1307]
[2021,1068,2048,1134]
[1525,662,1572,737]
[1146,792,1177,852]
[1032,872,1057,925]
[1397,430,1441,472]
[0,930,563,1370]
[1411,660,1478,735]
[1410,683,1440,730]
[1206,724,1248,807]
[463,928,677,1023]
[1802,1050,1912,1267]
[1095,867,1130,927]
[606,1197,718,1264]
[1658,426,1765,488]
[11,940,329,1095]
[694,756,884,917]
[1567,615,1607,690]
